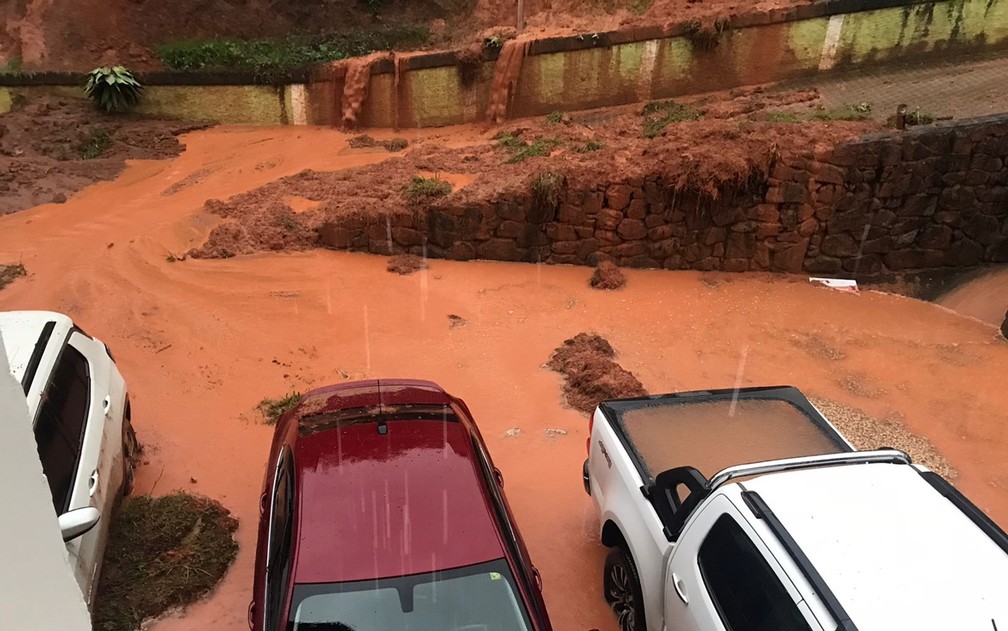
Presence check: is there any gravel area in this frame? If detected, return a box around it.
[810,397,956,479]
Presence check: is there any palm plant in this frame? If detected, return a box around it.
[84,66,144,113]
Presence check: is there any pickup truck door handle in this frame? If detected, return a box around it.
[89,470,99,496]
[672,572,689,605]
[103,395,112,418]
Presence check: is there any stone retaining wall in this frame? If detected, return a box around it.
[319,113,1008,276]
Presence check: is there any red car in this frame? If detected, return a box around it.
[250,379,553,631]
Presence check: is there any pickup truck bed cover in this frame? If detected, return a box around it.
[598,386,852,483]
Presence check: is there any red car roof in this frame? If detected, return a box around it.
[289,381,506,584]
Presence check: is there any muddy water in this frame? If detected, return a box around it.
[937,267,1008,329]
[622,399,843,479]
[1,126,1007,631]
[486,39,529,124]
[339,54,387,128]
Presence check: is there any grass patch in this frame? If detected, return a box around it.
[545,111,564,124]
[811,102,873,121]
[78,128,112,159]
[495,133,563,163]
[764,111,803,123]
[403,175,453,204]
[92,493,239,631]
[0,263,26,290]
[574,140,604,153]
[905,108,936,126]
[158,26,429,74]
[531,171,564,212]
[642,100,700,138]
[257,391,302,424]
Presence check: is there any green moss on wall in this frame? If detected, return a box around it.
[406,66,464,127]
[137,86,283,125]
[788,17,832,65]
[838,0,1008,65]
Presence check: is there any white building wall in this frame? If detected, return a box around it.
[0,331,91,629]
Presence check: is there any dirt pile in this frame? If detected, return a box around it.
[93,493,238,631]
[589,261,626,290]
[0,263,26,290]
[190,89,873,258]
[546,333,647,414]
[0,97,205,215]
[387,253,428,274]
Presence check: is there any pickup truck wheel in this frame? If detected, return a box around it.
[604,547,646,631]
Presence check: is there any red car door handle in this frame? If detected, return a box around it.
[248,601,255,629]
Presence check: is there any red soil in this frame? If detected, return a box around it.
[188,89,874,257]
[0,97,205,215]
[2,122,1005,631]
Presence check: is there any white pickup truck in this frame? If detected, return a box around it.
[583,386,1008,631]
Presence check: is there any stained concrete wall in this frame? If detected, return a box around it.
[0,84,287,125]
[0,333,92,630]
[362,0,1008,127]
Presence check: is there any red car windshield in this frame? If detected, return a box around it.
[286,559,532,631]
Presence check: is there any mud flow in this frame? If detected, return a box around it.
[621,399,844,479]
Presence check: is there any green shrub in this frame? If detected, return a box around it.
[158,27,429,73]
[84,66,144,113]
[403,176,453,204]
[545,111,564,124]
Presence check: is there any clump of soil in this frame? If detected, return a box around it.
[348,134,409,152]
[0,97,206,215]
[590,261,627,290]
[0,263,27,290]
[388,253,428,275]
[810,397,956,479]
[546,332,647,414]
[448,313,467,327]
[92,493,239,631]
